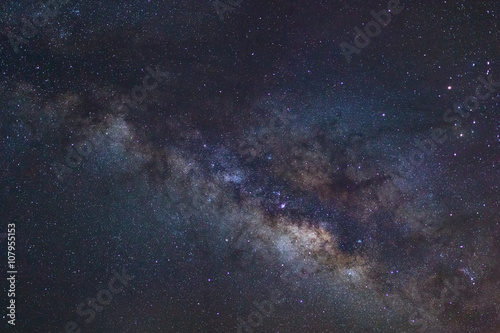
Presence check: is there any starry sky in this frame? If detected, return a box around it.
[1,0,499,332]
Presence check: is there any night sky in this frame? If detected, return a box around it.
[1,0,499,332]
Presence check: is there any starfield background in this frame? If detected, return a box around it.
[0,0,499,332]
